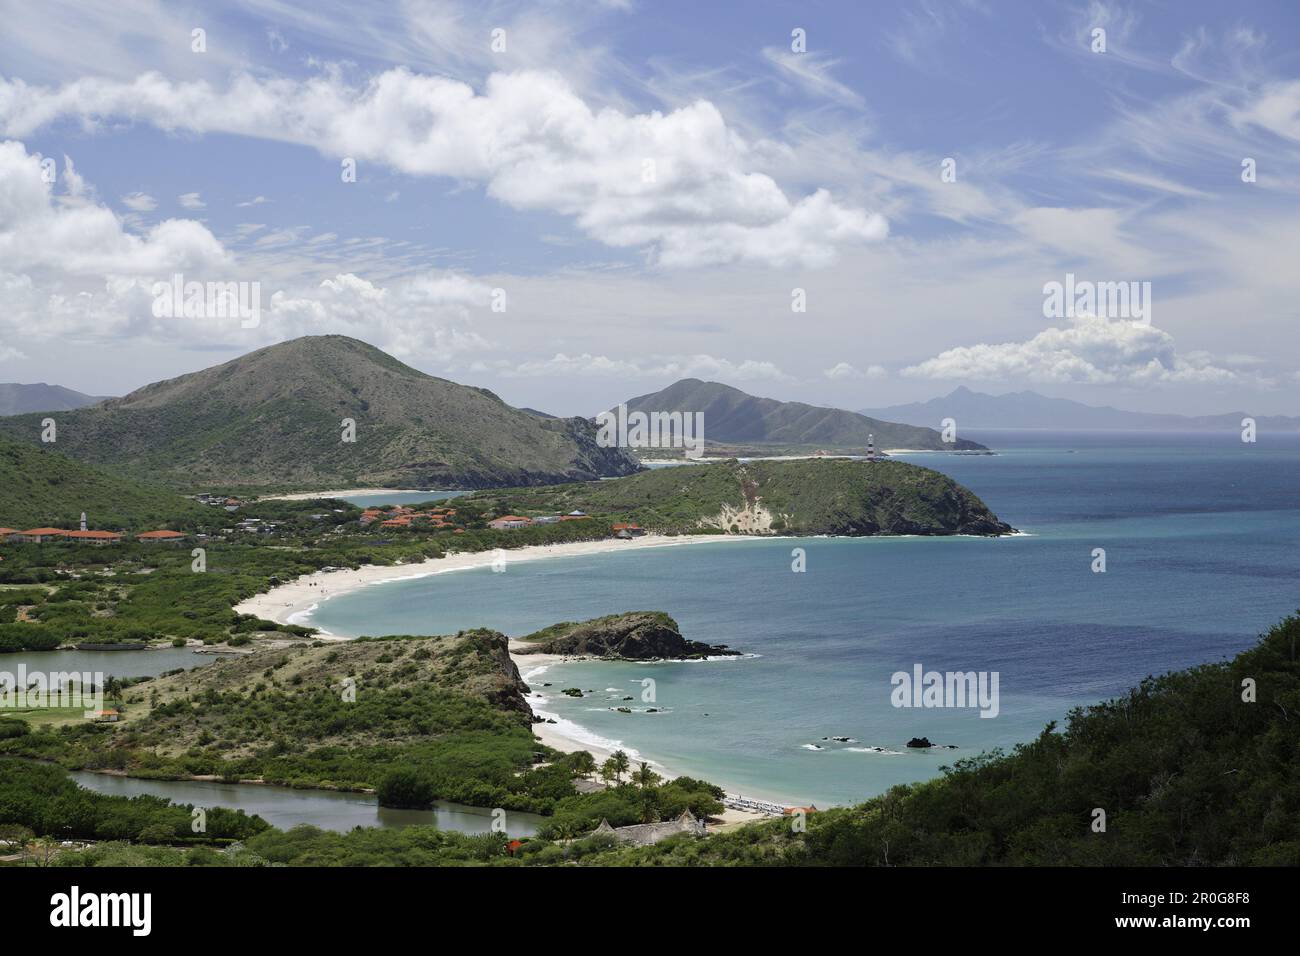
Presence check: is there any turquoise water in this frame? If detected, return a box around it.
[308,432,1300,807]
[338,491,469,508]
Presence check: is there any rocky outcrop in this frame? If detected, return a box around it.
[462,628,535,721]
[516,612,738,661]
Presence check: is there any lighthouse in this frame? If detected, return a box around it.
[867,434,876,460]
[80,512,87,532]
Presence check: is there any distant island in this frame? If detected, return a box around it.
[863,386,1300,432]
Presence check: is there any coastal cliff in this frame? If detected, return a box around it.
[516,611,737,660]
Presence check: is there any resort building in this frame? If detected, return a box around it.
[137,530,190,544]
[591,810,706,846]
[612,522,646,538]
[10,528,67,544]
[0,528,17,540]
[62,530,123,546]
[489,516,532,530]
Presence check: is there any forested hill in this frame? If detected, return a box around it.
[0,435,206,530]
[469,457,1013,536]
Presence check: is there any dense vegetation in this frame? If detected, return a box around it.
[2,629,552,807]
[0,335,638,492]
[0,619,724,825]
[0,760,267,847]
[469,458,1012,535]
[0,435,208,529]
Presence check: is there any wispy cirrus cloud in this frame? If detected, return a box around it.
[761,47,864,108]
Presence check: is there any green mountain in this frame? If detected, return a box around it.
[619,379,987,452]
[469,458,1013,535]
[0,382,109,416]
[0,336,640,493]
[0,435,206,530]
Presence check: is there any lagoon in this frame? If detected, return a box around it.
[65,769,543,836]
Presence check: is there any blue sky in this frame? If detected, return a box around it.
[1,0,1298,416]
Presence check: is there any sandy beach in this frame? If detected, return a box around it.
[513,647,776,826]
[234,532,780,823]
[261,487,437,501]
[234,533,756,633]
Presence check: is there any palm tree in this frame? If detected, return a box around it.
[610,749,631,785]
[631,761,661,789]
[571,750,596,781]
[599,759,619,786]
[104,675,123,708]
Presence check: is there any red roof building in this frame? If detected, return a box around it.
[11,528,67,543]
[62,530,123,545]
[137,530,189,543]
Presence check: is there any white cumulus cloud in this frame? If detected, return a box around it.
[0,141,227,277]
[823,362,886,380]
[120,191,157,212]
[902,314,1242,386]
[0,68,887,268]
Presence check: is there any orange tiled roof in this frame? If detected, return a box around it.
[63,530,122,540]
[18,528,66,536]
[137,530,187,539]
